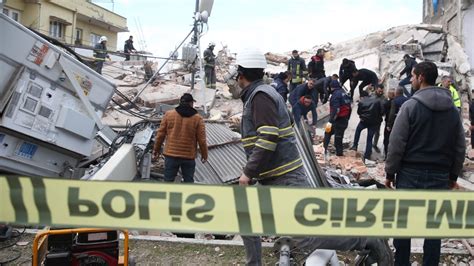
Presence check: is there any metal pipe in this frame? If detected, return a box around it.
[190,0,200,90]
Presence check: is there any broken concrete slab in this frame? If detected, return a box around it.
[191,87,217,110]
[139,83,190,107]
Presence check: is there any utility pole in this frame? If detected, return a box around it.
[190,0,199,90]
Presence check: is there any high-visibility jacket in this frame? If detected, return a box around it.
[203,48,216,68]
[438,84,461,108]
[287,57,307,83]
[241,80,303,179]
[93,43,108,61]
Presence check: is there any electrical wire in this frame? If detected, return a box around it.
[0,227,26,265]
[132,28,195,102]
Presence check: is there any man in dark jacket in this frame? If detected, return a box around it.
[124,35,136,61]
[398,54,417,97]
[372,84,386,153]
[289,79,318,125]
[324,80,352,156]
[271,72,290,102]
[386,87,408,131]
[292,95,314,127]
[350,91,383,160]
[287,50,307,92]
[313,74,338,104]
[204,42,217,89]
[236,48,393,265]
[383,88,395,158]
[307,48,325,79]
[385,62,465,266]
[339,58,357,88]
[351,68,379,100]
[153,93,208,183]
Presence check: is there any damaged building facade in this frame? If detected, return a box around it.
[1,0,128,49]
[423,0,474,72]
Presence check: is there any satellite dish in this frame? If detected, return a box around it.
[199,0,214,17]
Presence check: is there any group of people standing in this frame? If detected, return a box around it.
[151,46,466,265]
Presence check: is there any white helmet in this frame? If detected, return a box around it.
[209,42,216,47]
[236,47,267,69]
[99,36,108,43]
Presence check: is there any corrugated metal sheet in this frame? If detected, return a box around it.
[205,123,240,146]
[194,121,326,187]
[194,123,245,184]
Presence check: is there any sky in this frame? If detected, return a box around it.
[97,0,422,58]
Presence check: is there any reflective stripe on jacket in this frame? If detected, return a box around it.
[288,57,307,83]
[241,81,302,179]
[93,43,108,59]
[449,85,461,108]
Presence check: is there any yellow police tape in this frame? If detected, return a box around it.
[0,176,473,238]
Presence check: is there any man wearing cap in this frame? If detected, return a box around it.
[153,93,208,183]
[204,42,217,89]
[236,47,393,266]
[287,50,307,92]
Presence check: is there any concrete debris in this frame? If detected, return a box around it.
[265,52,288,65]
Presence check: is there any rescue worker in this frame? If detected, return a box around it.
[350,90,384,161]
[307,48,325,79]
[93,36,110,74]
[124,35,136,61]
[271,71,290,102]
[292,95,314,127]
[398,54,417,97]
[315,74,339,104]
[386,62,465,265]
[439,75,461,111]
[153,93,208,183]
[204,42,217,89]
[339,58,357,88]
[351,68,379,100]
[324,80,352,157]
[236,47,393,266]
[287,50,307,92]
[289,78,318,126]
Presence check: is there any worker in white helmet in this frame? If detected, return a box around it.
[203,42,216,89]
[236,47,394,266]
[93,35,110,74]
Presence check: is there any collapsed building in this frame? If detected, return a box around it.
[1,9,473,261]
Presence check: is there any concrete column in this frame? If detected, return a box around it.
[71,10,77,44]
